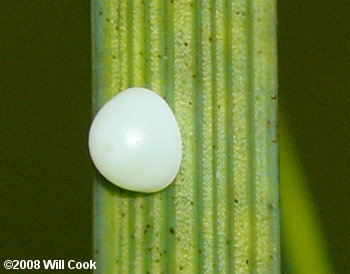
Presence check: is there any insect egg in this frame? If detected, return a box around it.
[88,87,182,193]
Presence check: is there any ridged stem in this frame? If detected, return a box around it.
[92,0,279,273]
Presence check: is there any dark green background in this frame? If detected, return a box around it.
[0,0,349,272]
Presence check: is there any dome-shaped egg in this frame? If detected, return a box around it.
[88,87,182,193]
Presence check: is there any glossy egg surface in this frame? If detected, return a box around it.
[89,87,182,193]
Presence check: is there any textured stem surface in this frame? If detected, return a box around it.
[92,0,279,273]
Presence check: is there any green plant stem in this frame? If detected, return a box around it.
[92,0,279,273]
[280,112,333,274]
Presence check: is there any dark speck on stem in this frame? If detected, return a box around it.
[268,203,274,210]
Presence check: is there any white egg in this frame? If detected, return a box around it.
[88,87,182,193]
